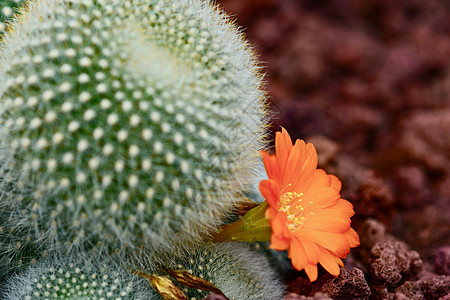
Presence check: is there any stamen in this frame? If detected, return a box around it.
[279,183,292,194]
[279,187,313,232]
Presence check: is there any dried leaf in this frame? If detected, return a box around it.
[165,268,229,300]
[134,271,188,300]
[235,198,259,216]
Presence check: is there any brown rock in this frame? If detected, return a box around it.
[394,273,450,300]
[398,109,450,173]
[434,247,450,275]
[370,286,394,300]
[393,166,432,209]
[395,281,424,300]
[394,292,418,300]
[370,239,423,287]
[394,205,450,259]
[421,275,450,299]
[356,171,395,224]
[359,219,386,249]
[288,276,313,297]
[371,253,403,286]
[284,293,331,300]
[314,268,371,300]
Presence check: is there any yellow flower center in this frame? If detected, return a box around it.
[279,188,314,232]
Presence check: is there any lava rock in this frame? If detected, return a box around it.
[359,219,387,249]
[314,268,371,300]
[370,286,394,300]
[370,239,423,287]
[393,166,432,209]
[420,275,450,299]
[284,292,331,300]
[288,276,313,297]
[398,109,450,173]
[395,281,424,300]
[434,246,450,275]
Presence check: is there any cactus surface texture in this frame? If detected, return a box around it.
[0,0,25,36]
[170,242,285,300]
[0,215,42,284]
[2,257,156,299]
[0,0,266,269]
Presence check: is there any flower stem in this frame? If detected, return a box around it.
[213,201,272,243]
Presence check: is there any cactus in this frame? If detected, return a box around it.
[0,215,43,284]
[2,243,285,300]
[0,0,25,37]
[2,257,156,299]
[0,0,266,269]
[168,242,285,300]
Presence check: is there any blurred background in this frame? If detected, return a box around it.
[217,0,450,297]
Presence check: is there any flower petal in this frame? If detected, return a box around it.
[269,214,291,251]
[299,237,320,265]
[299,169,329,191]
[291,144,318,191]
[259,179,280,209]
[297,229,338,253]
[344,227,360,248]
[336,257,344,268]
[275,128,293,174]
[265,206,277,220]
[331,236,351,257]
[298,229,352,256]
[289,237,308,271]
[261,151,281,183]
[303,209,351,233]
[301,187,340,210]
[319,247,341,277]
[282,139,307,188]
[328,174,342,192]
[304,264,318,282]
[270,233,290,251]
[328,199,355,218]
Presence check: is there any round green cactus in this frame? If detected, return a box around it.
[2,257,156,299]
[0,0,266,267]
[0,216,43,283]
[0,0,25,37]
[169,242,285,300]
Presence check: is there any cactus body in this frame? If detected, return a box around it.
[0,0,266,268]
[0,216,43,284]
[170,242,285,300]
[0,0,25,36]
[2,257,156,299]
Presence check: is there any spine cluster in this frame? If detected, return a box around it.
[169,242,285,300]
[2,257,156,299]
[0,0,266,269]
[2,243,285,300]
[0,0,24,36]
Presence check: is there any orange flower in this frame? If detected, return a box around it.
[259,128,359,281]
